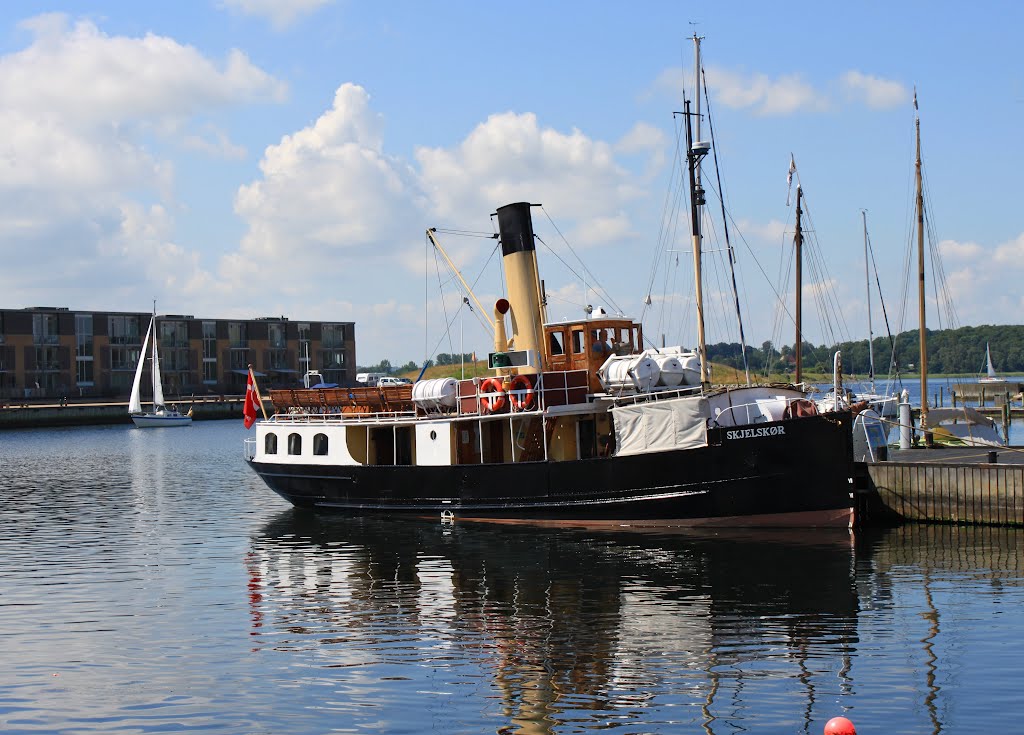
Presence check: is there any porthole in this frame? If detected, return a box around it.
[264,433,278,455]
[313,433,329,456]
[430,430,437,441]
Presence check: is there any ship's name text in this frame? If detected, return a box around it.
[725,426,786,440]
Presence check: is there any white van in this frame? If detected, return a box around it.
[377,376,412,387]
[356,372,387,386]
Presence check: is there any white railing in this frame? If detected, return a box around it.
[243,437,256,460]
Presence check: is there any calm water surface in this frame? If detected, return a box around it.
[1,421,1023,734]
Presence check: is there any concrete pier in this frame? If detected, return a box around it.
[0,396,253,429]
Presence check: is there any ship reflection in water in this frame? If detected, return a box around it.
[248,515,867,733]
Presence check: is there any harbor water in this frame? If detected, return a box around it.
[2,421,1024,734]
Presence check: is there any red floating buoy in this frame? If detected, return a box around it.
[824,716,856,735]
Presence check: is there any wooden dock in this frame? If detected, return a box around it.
[858,446,1024,527]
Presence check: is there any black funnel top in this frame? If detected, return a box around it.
[496,202,536,257]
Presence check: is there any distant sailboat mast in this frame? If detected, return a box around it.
[863,210,875,393]
[151,301,164,410]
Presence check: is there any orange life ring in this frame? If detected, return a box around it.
[508,374,535,411]
[479,377,506,413]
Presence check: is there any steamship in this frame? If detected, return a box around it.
[244,202,857,528]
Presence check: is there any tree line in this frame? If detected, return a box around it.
[356,353,476,376]
[707,324,1024,376]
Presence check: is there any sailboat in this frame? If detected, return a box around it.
[129,308,192,428]
[978,343,1004,384]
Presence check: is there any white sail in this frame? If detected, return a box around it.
[986,343,997,379]
[152,320,165,408]
[129,317,153,415]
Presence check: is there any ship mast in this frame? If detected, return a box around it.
[793,186,803,384]
[684,102,710,389]
[915,90,931,445]
[688,33,710,388]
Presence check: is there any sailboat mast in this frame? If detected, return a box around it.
[794,186,803,384]
[863,210,875,392]
[151,300,158,409]
[915,93,930,444]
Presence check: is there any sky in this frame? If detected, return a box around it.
[1,1,1022,366]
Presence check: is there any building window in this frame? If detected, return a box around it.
[313,433,328,456]
[228,322,247,348]
[298,323,311,372]
[288,433,302,455]
[322,323,344,348]
[110,345,142,371]
[32,314,59,345]
[268,323,286,349]
[109,315,142,345]
[202,321,217,385]
[76,360,94,384]
[265,433,278,455]
[75,314,94,387]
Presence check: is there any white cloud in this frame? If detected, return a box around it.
[219,0,333,29]
[0,14,286,310]
[993,232,1024,264]
[704,65,828,116]
[840,71,908,110]
[736,218,788,243]
[939,238,983,259]
[224,83,422,296]
[651,65,909,117]
[415,111,644,232]
[616,122,666,154]
[181,125,249,159]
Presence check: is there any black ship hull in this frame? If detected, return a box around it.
[247,411,855,528]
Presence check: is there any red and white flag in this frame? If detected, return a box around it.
[243,369,260,429]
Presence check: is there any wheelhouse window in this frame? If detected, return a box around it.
[265,433,278,455]
[572,329,585,354]
[549,329,565,356]
[313,433,328,456]
[288,433,302,455]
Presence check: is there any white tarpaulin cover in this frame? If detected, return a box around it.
[612,395,710,456]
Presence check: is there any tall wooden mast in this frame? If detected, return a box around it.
[915,91,931,444]
[684,100,709,388]
[793,186,803,384]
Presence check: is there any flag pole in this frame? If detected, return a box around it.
[248,364,269,419]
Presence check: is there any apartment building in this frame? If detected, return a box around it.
[0,307,355,400]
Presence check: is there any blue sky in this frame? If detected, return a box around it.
[1,1,1021,365]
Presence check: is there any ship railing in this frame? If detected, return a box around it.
[456,370,590,417]
[243,437,256,460]
[609,384,703,406]
[267,409,419,425]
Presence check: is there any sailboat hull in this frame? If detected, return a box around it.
[247,411,854,527]
[131,413,193,428]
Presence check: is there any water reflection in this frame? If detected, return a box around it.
[249,514,864,733]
